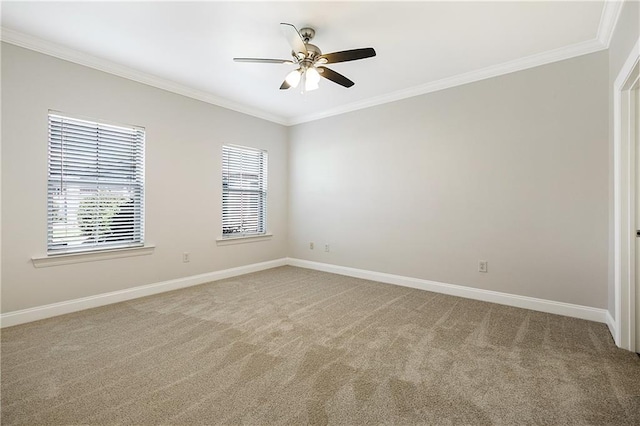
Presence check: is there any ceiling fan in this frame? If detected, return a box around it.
[234,23,376,92]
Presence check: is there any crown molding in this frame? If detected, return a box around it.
[597,0,625,47]
[1,0,620,128]
[288,38,607,126]
[0,27,288,126]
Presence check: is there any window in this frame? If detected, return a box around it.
[47,112,145,254]
[222,145,267,238]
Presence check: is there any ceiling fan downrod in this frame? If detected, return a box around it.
[299,27,315,44]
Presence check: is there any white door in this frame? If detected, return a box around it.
[635,85,640,353]
[615,40,640,352]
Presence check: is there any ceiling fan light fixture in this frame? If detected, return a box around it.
[235,23,376,91]
[285,69,302,88]
[305,67,320,91]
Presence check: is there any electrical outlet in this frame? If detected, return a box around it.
[183,252,190,263]
[309,242,314,250]
[478,261,488,273]
[325,244,330,252]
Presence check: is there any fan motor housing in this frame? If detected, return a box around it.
[304,43,322,60]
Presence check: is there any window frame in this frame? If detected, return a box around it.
[46,111,145,255]
[221,144,268,240]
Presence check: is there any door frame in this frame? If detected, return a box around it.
[614,37,640,351]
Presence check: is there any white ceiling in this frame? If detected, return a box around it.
[1,1,617,125]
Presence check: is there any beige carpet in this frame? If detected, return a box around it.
[2,266,639,425]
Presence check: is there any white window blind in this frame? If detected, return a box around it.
[222,145,267,238]
[47,113,145,254]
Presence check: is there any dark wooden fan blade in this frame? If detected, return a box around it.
[319,48,376,64]
[317,66,354,88]
[279,80,291,90]
[280,80,291,90]
[280,23,307,56]
[234,58,293,64]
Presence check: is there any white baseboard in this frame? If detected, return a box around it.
[1,257,611,329]
[287,258,609,324]
[0,258,288,328]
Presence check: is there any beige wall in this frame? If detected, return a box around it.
[0,36,617,315]
[289,51,609,308]
[607,0,640,315]
[1,43,289,312]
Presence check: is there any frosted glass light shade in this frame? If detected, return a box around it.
[305,67,320,91]
[285,69,301,88]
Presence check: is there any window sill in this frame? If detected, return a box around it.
[216,234,273,246]
[32,245,155,268]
